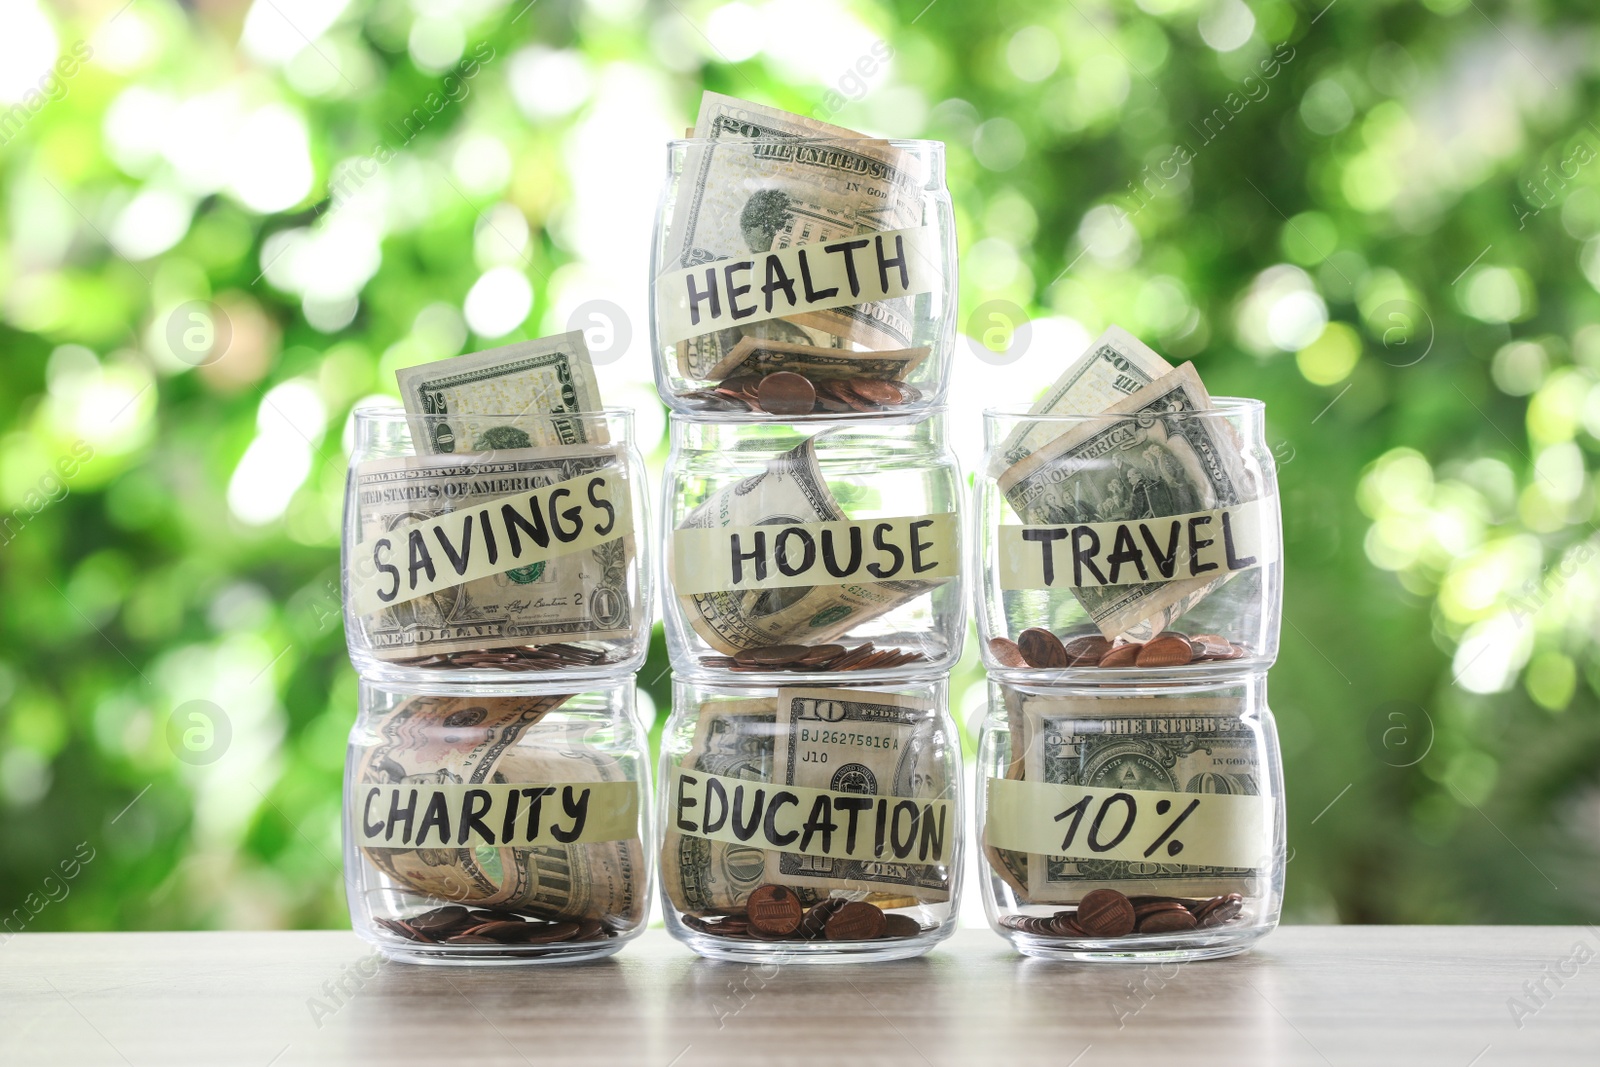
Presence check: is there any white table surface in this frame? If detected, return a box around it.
[3,927,1596,1065]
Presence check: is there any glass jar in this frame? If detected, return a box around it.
[343,407,652,684]
[976,400,1280,681]
[650,136,955,418]
[660,410,966,681]
[344,678,651,965]
[977,674,1284,961]
[658,676,962,962]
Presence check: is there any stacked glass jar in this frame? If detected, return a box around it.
[973,401,1287,961]
[340,409,655,965]
[650,130,966,962]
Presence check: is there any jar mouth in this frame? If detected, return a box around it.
[666,137,946,151]
[982,396,1265,421]
[667,404,950,428]
[352,404,637,421]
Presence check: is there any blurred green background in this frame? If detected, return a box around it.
[3,0,1599,934]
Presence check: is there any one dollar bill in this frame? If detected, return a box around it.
[1008,690,1272,903]
[351,445,635,656]
[395,331,605,453]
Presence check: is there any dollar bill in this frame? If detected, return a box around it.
[675,435,946,655]
[708,336,930,384]
[995,325,1173,469]
[766,688,952,901]
[997,362,1257,639]
[659,697,813,916]
[395,331,605,454]
[1014,690,1270,903]
[678,318,845,384]
[667,93,926,377]
[351,444,635,657]
[354,693,645,924]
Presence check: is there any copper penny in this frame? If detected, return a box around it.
[824,901,887,941]
[1074,889,1136,937]
[882,913,921,939]
[407,905,471,932]
[1097,643,1143,668]
[460,920,535,942]
[745,884,804,936]
[798,644,846,665]
[1136,635,1194,668]
[1188,633,1233,659]
[848,378,900,406]
[736,644,809,666]
[1017,627,1069,668]
[757,372,817,415]
[1199,894,1244,927]
[1048,912,1084,937]
[795,898,847,939]
[443,934,500,945]
[521,921,581,943]
[988,637,1026,667]
[1062,635,1112,666]
[1137,908,1197,934]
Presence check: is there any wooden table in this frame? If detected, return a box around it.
[2,927,1595,1065]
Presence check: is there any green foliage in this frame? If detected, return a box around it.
[2,0,1599,932]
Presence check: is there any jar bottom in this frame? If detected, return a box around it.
[366,936,632,966]
[675,927,953,964]
[1000,923,1273,963]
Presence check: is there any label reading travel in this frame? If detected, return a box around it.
[998,498,1276,590]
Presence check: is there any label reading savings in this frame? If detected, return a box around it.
[672,513,958,593]
[350,468,630,615]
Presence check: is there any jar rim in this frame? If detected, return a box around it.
[982,396,1265,420]
[666,137,946,151]
[352,404,637,421]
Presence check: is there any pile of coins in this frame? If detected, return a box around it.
[699,642,928,673]
[1000,890,1245,938]
[390,643,614,672]
[374,905,614,946]
[681,885,924,942]
[990,628,1250,670]
[681,372,921,416]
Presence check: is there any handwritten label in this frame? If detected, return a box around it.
[355,781,638,849]
[985,778,1271,869]
[672,512,958,594]
[670,768,952,864]
[998,498,1277,590]
[655,226,939,345]
[350,468,631,615]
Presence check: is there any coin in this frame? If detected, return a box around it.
[1136,635,1194,667]
[522,921,581,943]
[460,920,536,942]
[1137,908,1197,934]
[882,913,922,939]
[796,897,847,939]
[1048,912,1084,937]
[988,637,1026,667]
[1097,643,1143,668]
[1074,889,1136,937]
[407,905,471,933]
[443,934,500,945]
[746,884,805,936]
[798,644,847,666]
[758,372,817,415]
[848,379,900,407]
[824,901,887,941]
[1198,893,1244,927]
[1061,635,1111,666]
[1017,627,1069,668]
[737,644,810,667]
